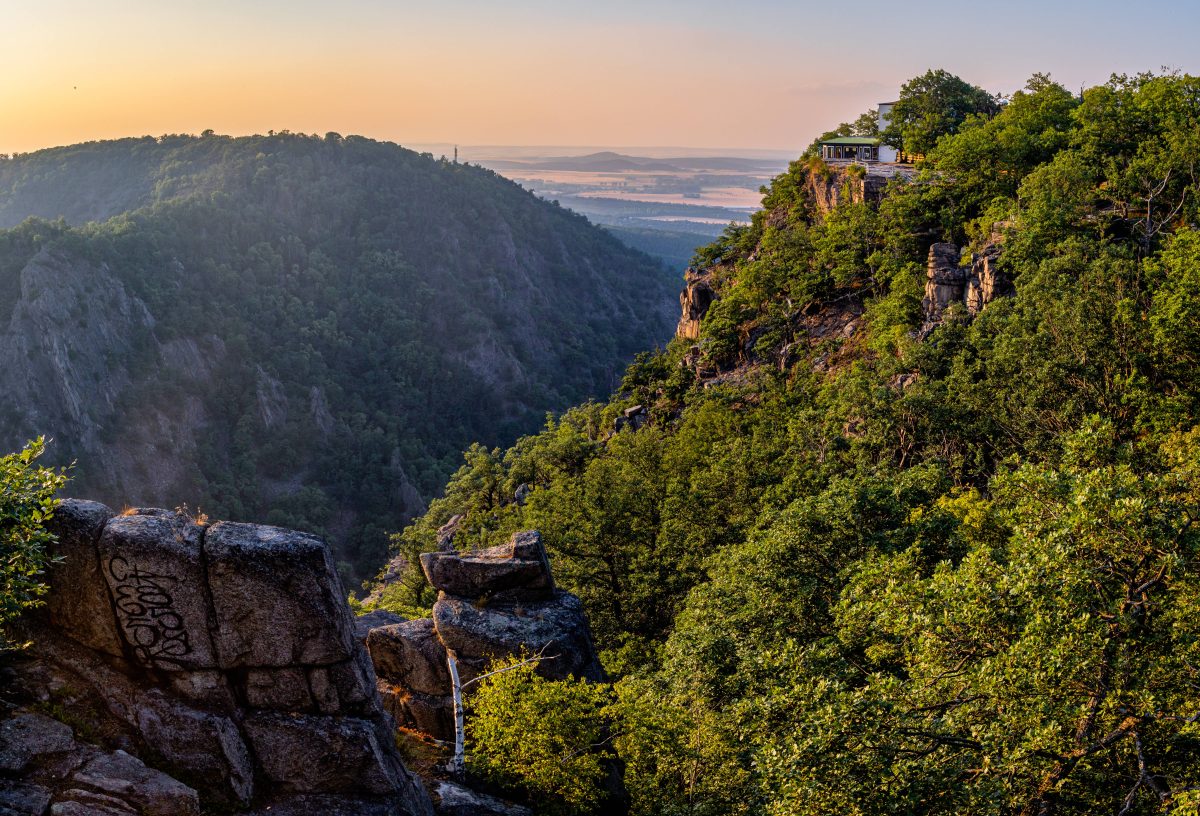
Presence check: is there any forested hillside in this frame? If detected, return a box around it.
[373,71,1200,814]
[0,133,677,580]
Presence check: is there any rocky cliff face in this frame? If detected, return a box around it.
[0,249,214,506]
[674,166,1012,379]
[1,500,433,815]
[804,164,900,215]
[672,164,913,348]
[676,268,716,341]
[0,249,152,440]
[920,236,1011,335]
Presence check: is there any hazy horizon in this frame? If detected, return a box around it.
[2,136,802,161]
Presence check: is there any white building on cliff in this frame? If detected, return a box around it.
[818,101,900,164]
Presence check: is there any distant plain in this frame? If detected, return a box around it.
[410,144,794,271]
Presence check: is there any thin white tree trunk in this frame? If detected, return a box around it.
[445,645,556,780]
[447,648,466,779]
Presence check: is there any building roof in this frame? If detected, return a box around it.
[819,136,880,146]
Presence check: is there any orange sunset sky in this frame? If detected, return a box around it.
[3,0,1198,156]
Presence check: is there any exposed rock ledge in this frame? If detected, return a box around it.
[2,504,622,814]
[1,500,433,816]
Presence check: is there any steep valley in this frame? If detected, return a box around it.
[0,134,679,581]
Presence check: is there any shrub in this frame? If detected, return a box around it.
[468,656,615,815]
[0,438,68,649]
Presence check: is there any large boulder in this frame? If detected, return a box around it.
[367,619,450,697]
[204,521,356,668]
[433,591,604,683]
[420,531,554,601]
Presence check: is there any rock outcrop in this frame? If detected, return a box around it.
[920,237,1012,335]
[2,499,433,816]
[613,405,647,433]
[964,239,1009,315]
[364,531,604,743]
[0,710,202,816]
[676,269,715,340]
[804,163,903,215]
[921,242,970,326]
[360,530,621,813]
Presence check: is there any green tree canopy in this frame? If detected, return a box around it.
[882,68,1000,155]
[372,69,1200,815]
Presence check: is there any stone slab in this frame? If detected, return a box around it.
[419,531,553,600]
[96,511,217,670]
[0,713,75,773]
[204,521,355,668]
[43,500,123,657]
[0,780,53,816]
[72,750,200,816]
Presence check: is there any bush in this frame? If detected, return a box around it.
[0,438,68,649]
[468,656,615,815]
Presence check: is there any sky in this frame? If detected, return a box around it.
[2,0,1199,155]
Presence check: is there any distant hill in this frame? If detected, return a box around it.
[481,151,784,175]
[0,133,678,579]
[484,151,683,173]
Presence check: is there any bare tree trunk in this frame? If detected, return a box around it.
[448,649,466,779]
